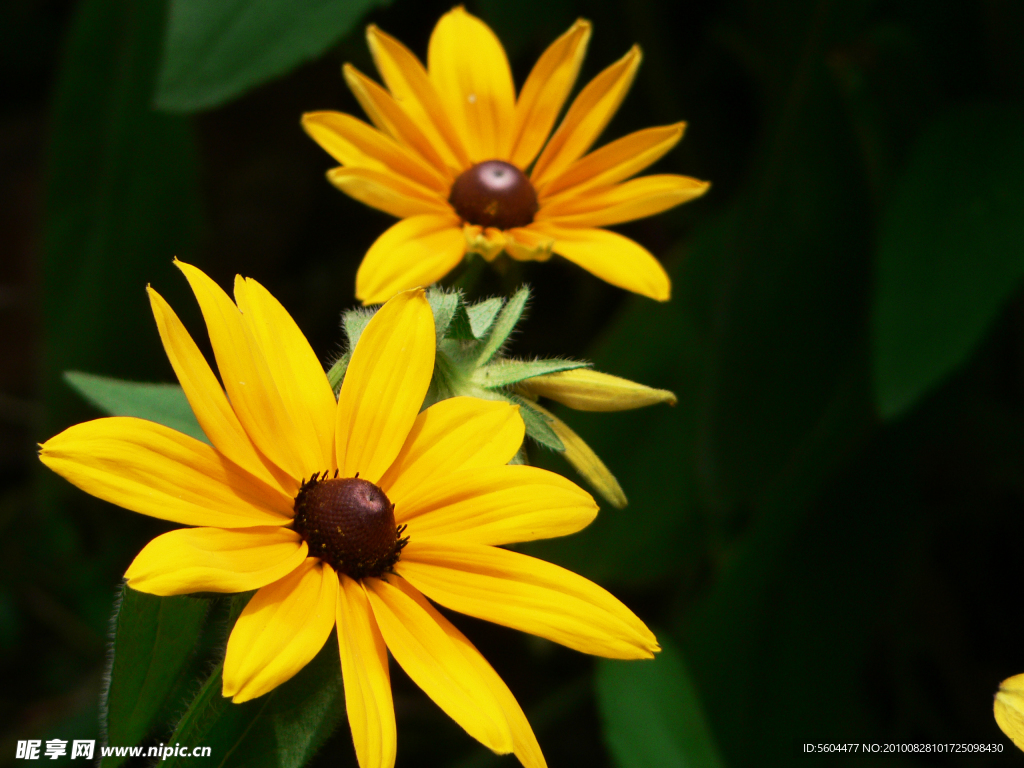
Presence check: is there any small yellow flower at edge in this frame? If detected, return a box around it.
[302,6,709,305]
[38,262,658,768]
[995,674,1024,751]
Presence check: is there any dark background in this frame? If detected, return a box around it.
[3,0,1024,764]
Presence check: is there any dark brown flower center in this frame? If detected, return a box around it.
[449,160,538,230]
[292,472,407,580]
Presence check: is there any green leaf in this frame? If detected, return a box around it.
[101,586,209,767]
[872,104,1024,417]
[342,307,374,352]
[64,371,206,443]
[514,398,564,452]
[596,636,725,768]
[476,287,530,365]
[163,632,346,768]
[465,297,504,340]
[155,0,390,113]
[473,358,589,389]
[42,0,199,437]
[427,288,474,342]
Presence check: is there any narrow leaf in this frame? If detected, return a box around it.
[101,585,209,768]
[65,371,206,443]
[476,287,530,365]
[155,0,390,112]
[473,358,589,389]
[596,636,725,768]
[873,104,1024,417]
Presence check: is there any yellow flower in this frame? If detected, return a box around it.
[302,6,709,305]
[995,674,1024,751]
[39,262,658,768]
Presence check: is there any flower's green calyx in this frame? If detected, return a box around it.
[328,286,677,509]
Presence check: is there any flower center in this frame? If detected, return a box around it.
[292,472,408,580]
[449,160,538,230]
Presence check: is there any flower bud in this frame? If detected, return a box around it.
[519,368,677,412]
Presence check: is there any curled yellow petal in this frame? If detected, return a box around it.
[398,541,659,659]
[463,224,506,262]
[125,526,307,596]
[223,559,338,703]
[520,368,677,412]
[995,674,1024,751]
[529,400,627,509]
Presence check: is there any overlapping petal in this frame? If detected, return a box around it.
[223,559,338,703]
[147,286,285,492]
[530,223,671,301]
[530,46,642,189]
[125,526,307,596]
[326,167,451,219]
[398,542,658,659]
[355,214,465,304]
[39,417,293,527]
[509,19,591,170]
[337,575,396,768]
[399,465,597,545]
[336,289,435,482]
[379,397,524,506]
[427,6,516,161]
[365,576,514,754]
[538,174,710,228]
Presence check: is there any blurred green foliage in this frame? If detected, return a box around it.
[3,0,1024,765]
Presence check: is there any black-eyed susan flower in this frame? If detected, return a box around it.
[39,262,657,768]
[330,285,677,509]
[302,7,709,305]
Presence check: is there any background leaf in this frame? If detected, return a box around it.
[155,0,391,112]
[596,636,725,768]
[872,104,1024,418]
[64,372,205,442]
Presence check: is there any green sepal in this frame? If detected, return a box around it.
[426,288,475,341]
[473,358,589,389]
[162,604,346,768]
[465,296,504,339]
[512,396,565,451]
[65,372,206,442]
[100,585,210,767]
[595,635,725,768]
[342,307,374,351]
[475,286,530,365]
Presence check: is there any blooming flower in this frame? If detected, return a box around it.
[39,262,658,768]
[302,7,709,305]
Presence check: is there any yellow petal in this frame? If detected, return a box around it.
[125,526,307,596]
[326,166,451,219]
[355,214,465,305]
[996,674,1024,751]
[427,7,516,161]
[365,576,513,754]
[336,290,435,483]
[344,64,453,176]
[147,286,285,492]
[528,399,627,508]
[233,275,337,474]
[301,111,451,193]
[530,46,642,190]
[530,223,670,302]
[399,464,597,546]
[398,541,658,659]
[508,19,591,170]
[519,368,677,411]
[39,417,293,527]
[538,174,710,228]
[223,559,338,703]
[365,24,470,172]
[379,397,524,507]
[538,123,685,198]
[463,224,506,262]
[175,260,305,487]
[394,576,548,768]
[504,227,555,262]
[337,575,397,768]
